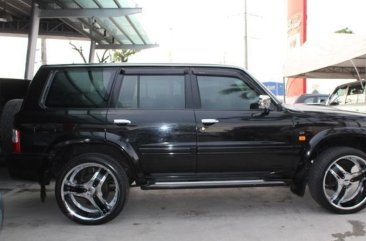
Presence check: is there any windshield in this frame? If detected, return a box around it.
[327,86,347,105]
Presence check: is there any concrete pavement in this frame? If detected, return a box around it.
[0,168,366,241]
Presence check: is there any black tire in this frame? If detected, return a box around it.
[309,147,366,214]
[55,153,129,225]
[0,192,3,231]
[0,99,23,154]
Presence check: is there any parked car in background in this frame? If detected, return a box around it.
[327,80,366,113]
[294,94,328,105]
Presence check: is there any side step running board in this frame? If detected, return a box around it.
[141,180,287,190]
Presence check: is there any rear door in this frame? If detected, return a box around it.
[106,67,197,175]
[192,68,297,177]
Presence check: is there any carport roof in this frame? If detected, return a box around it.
[0,0,157,50]
[283,34,366,79]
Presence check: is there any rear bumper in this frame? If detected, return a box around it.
[7,153,47,181]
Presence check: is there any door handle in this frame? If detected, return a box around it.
[113,119,131,126]
[201,119,219,125]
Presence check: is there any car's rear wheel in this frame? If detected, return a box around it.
[55,153,129,225]
[309,147,366,213]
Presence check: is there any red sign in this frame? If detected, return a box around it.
[287,0,307,97]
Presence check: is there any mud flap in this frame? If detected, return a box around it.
[290,166,308,197]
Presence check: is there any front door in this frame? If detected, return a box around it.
[192,68,297,177]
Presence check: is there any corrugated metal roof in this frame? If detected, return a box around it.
[0,0,156,49]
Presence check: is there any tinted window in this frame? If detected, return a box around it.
[303,97,316,104]
[116,75,185,109]
[117,76,138,108]
[45,68,115,108]
[197,76,259,110]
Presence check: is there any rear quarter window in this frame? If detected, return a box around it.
[45,68,115,108]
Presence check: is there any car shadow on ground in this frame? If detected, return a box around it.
[3,186,323,226]
[3,186,366,241]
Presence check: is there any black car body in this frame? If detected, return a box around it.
[6,64,366,224]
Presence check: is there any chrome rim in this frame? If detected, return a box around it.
[323,155,366,210]
[61,163,119,221]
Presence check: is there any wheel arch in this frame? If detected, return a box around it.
[47,139,144,184]
[291,127,366,197]
[305,128,366,164]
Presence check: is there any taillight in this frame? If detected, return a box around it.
[12,129,21,153]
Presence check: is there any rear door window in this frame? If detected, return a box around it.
[45,68,115,108]
[116,75,185,109]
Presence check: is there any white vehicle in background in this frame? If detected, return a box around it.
[327,80,366,113]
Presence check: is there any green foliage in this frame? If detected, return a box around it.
[335,27,354,34]
[69,41,139,63]
[112,49,139,63]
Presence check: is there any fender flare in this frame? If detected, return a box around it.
[47,137,144,180]
[291,127,366,197]
[303,127,366,164]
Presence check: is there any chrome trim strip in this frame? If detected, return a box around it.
[150,180,285,188]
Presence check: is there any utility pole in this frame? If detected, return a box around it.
[244,0,248,70]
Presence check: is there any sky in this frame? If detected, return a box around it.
[1,0,366,87]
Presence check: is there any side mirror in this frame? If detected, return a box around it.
[258,95,271,110]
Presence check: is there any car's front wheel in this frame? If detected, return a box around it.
[55,153,129,225]
[309,147,366,214]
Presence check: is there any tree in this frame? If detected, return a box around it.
[112,49,139,63]
[96,49,111,63]
[69,42,87,63]
[70,41,139,63]
[335,27,353,34]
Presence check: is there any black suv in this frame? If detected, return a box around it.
[5,64,366,224]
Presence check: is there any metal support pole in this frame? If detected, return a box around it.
[41,38,47,65]
[89,40,96,63]
[283,77,286,104]
[25,1,40,79]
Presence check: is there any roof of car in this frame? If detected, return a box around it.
[41,63,245,69]
[334,80,366,89]
[298,94,329,97]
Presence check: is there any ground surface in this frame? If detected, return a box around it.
[1,167,366,241]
